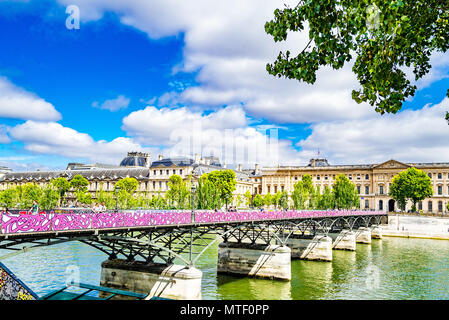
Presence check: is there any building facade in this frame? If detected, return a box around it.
[252,159,449,213]
[1,154,448,213]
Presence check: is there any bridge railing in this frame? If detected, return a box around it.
[0,210,385,235]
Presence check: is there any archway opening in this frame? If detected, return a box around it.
[388,199,395,212]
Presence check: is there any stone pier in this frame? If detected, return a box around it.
[328,230,356,251]
[285,235,333,261]
[217,243,291,281]
[100,259,202,300]
[371,226,383,239]
[355,227,372,244]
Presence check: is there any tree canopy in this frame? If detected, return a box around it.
[389,167,433,211]
[265,1,449,118]
[332,174,360,209]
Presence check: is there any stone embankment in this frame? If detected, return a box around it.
[383,214,449,240]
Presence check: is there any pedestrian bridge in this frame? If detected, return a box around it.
[0,210,387,300]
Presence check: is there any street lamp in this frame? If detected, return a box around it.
[114,185,120,212]
[191,184,196,224]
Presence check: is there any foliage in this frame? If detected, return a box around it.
[207,169,237,207]
[40,185,60,210]
[389,167,433,211]
[265,1,449,118]
[69,174,89,192]
[243,190,253,207]
[263,193,273,207]
[0,188,18,208]
[279,191,289,210]
[114,177,139,209]
[196,173,221,210]
[166,174,190,209]
[51,177,70,206]
[332,174,360,209]
[318,185,336,209]
[253,194,264,208]
[291,181,308,209]
[95,188,115,209]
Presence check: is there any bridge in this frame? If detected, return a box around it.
[0,210,387,300]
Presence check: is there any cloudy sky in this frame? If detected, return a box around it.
[0,0,448,171]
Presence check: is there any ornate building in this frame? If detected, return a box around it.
[0,152,254,205]
[252,158,449,213]
[0,154,448,213]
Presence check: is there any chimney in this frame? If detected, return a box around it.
[255,163,259,174]
[237,164,242,171]
[158,154,163,161]
[194,153,200,164]
[145,153,151,167]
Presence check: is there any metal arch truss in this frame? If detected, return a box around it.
[0,215,386,267]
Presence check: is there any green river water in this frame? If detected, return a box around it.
[1,237,448,300]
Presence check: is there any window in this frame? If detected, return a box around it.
[317,175,320,180]
[324,175,328,180]
[379,200,383,211]
[438,185,443,195]
[357,186,361,194]
[438,173,442,179]
[295,176,298,180]
[348,174,352,180]
[428,173,432,178]
[153,181,156,189]
[428,201,433,212]
[357,174,360,180]
[365,186,369,195]
[173,169,176,174]
[379,185,384,195]
[160,170,162,175]
[267,186,271,193]
[153,170,156,175]
[166,170,169,175]
[438,201,443,212]
[365,200,369,209]
[281,186,284,191]
[365,174,369,180]
[180,170,183,175]
[418,201,422,210]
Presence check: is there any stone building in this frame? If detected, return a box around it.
[252,158,449,213]
[0,152,254,206]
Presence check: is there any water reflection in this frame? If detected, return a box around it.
[0,237,448,300]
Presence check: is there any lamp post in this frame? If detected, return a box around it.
[114,186,120,212]
[191,184,196,224]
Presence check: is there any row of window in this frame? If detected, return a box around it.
[151,169,184,176]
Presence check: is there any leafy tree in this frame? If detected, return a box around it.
[333,174,359,209]
[115,177,139,209]
[279,191,289,210]
[39,185,60,210]
[234,194,242,208]
[253,194,264,208]
[95,188,115,209]
[291,181,308,209]
[263,193,273,208]
[243,190,253,207]
[0,188,18,208]
[51,177,70,206]
[273,191,283,209]
[390,167,433,211]
[207,170,237,210]
[196,173,221,210]
[69,174,89,192]
[318,185,336,209]
[265,1,449,119]
[166,174,190,209]
[21,183,43,209]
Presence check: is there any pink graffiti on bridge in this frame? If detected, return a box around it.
[0,210,384,235]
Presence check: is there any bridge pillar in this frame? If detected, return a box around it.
[285,235,333,261]
[371,226,383,239]
[356,227,372,244]
[99,259,202,300]
[217,243,291,281]
[328,230,356,251]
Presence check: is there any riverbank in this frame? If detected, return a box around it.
[382,214,449,240]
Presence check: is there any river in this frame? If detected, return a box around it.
[1,237,448,300]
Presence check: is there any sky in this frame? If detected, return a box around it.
[0,0,448,171]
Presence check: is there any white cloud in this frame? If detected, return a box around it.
[0,125,11,144]
[122,105,304,166]
[92,95,130,112]
[297,97,449,165]
[0,76,61,121]
[9,120,150,164]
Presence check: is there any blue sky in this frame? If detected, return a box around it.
[0,0,448,171]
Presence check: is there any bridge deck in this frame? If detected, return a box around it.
[0,210,386,239]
